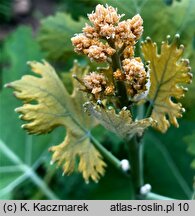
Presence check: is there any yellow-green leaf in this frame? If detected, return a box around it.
[141,35,192,133]
[7,61,106,182]
[84,102,154,140]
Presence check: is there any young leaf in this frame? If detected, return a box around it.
[6,61,106,183]
[84,102,154,140]
[38,13,87,61]
[141,35,192,133]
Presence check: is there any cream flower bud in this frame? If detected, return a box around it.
[99,24,115,39]
[83,72,107,97]
[122,58,147,97]
[116,20,135,40]
[71,34,92,53]
[82,24,99,38]
[88,4,124,28]
[130,14,143,40]
[87,45,107,62]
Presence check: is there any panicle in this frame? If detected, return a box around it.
[71,4,147,100]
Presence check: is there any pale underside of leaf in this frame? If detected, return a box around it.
[84,102,154,140]
[141,35,192,133]
[7,61,105,182]
[50,130,105,183]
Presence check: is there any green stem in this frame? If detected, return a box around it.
[145,101,153,118]
[137,104,145,120]
[90,135,122,171]
[0,139,58,200]
[145,192,175,200]
[32,168,56,199]
[126,135,144,197]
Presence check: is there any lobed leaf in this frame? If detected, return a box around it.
[0,26,60,199]
[141,35,192,133]
[84,102,154,140]
[7,61,106,182]
[38,13,87,61]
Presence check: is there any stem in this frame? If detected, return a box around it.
[137,104,145,120]
[32,168,56,199]
[90,135,122,171]
[145,101,153,117]
[145,192,175,200]
[108,39,129,108]
[0,139,58,200]
[126,135,144,197]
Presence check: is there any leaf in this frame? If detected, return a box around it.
[163,0,181,5]
[184,133,195,169]
[144,121,194,199]
[193,177,195,200]
[141,35,192,133]
[0,0,12,22]
[84,102,154,140]
[37,13,87,61]
[58,0,99,20]
[182,36,195,120]
[7,60,106,182]
[0,26,60,199]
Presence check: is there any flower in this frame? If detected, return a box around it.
[71,34,92,53]
[83,72,107,98]
[129,14,143,40]
[122,58,147,97]
[88,4,124,27]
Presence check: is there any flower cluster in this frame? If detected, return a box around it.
[122,58,147,96]
[83,72,106,96]
[71,4,143,62]
[72,4,148,101]
[71,36,115,62]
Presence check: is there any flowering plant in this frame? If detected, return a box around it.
[5,3,193,199]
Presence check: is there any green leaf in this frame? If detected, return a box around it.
[38,13,87,61]
[7,60,106,183]
[0,26,61,199]
[87,165,133,199]
[193,178,195,199]
[84,102,154,139]
[57,0,99,20]
[0,0,12,22]
[144,120,194,199]
[184,133,195,169]
[141,35,192,133]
